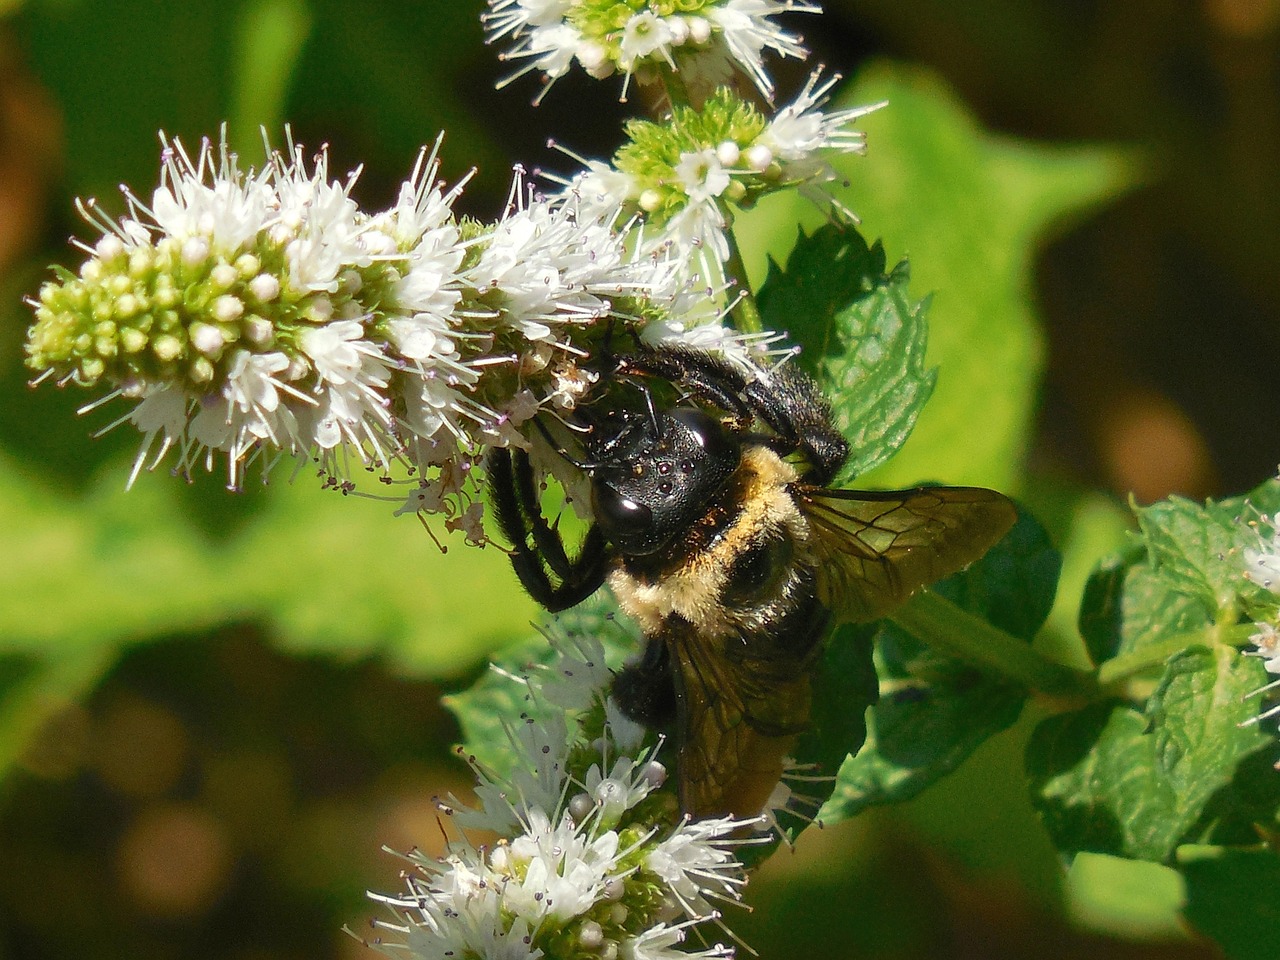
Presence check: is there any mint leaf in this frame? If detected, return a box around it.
[820,509,1058,822]
[1136,496,1248,620]
[1028,646,1272,862]
[757,225,935,481]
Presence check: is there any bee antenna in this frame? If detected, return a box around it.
[532,416,603,471]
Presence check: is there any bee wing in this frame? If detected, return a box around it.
[665,620,813,819]
[797,485,1017,623]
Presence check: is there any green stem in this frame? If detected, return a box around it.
[723,222,763,335]
[659,67,692,113]
[888,589,1098,697]
[1096,621,1257,690]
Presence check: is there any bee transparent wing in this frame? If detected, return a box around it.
[797,485,1017,623]
[665,621,812,819]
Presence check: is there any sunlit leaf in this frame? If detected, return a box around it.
[758,225,935,481]
[820,509,1059,823]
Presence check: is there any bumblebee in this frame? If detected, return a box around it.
[488,343,1016,819]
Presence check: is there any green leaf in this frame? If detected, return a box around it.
[783,621,877,837]
[231,481,537,676]
[1028,645,1273,862]
[1031,477,1280,863]
[757,225,936,481]
[737,62,1139,491]
[820,508,1059,823]
[1076,551,1135,667]
[0,442,537,696]
[1178,844,1280,960]
[1063,852,1187,940]
[1135,495,1249,620]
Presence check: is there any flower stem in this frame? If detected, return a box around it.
[888,589,1098,697]
[723,222,763,335]
[1095,621,1257,690]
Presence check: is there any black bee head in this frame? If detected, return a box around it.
[588,407,741,556]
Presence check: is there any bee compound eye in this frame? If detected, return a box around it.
[592,481,654,540]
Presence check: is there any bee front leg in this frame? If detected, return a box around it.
[487,447,609,612]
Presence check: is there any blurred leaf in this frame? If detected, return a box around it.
[1,443,535,673]
[1028,646,1272,862]
[1063,852,1187,940]
[820,508,1058,823]
[1075,553,1131,668]
[757,225,936,481]
[1178,844,1280,960]
[293,0,507,197]
[232,481,536,675]
[739,62,1139,491]
[23,0,240,202]
[229,0,313,155]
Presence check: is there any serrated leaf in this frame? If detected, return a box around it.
[1178,844,1280,960]
[820,508,1059,822]
[1028,646,1273,862]
[1135,495,1245,619]
[737,63,1139,491]
[757,225,936,480]
[1076,550,1139,667]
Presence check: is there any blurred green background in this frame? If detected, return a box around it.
[1,0,1276,957]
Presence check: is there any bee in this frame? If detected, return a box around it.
[487,343,1016,819]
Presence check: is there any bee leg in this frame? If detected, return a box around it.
[612,636,677,730]
[487,447,609,612]
[620,347,852,486]
[741,364,849,486]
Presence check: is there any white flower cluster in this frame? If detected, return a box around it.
[27,133,760,536]
[557,72,883,290]
[362,628,757,960]
[485,0,820,102]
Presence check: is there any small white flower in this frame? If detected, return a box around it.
[675,149,732,204]
[642,316,794,377]
[620,12,675,70]
[704,0,821,99]
[273,146,369,294]
[143,132,275,254]
[457,711,573,834]
[584,756,656,825]
[123,383,190,486]
[536,628,614,712]
[759,71,885,183]
[623,921,734,960]
[501,809,621,923]
[1248,621,1280,674]
[1245,528,1280,591]
[645,814,752,919]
